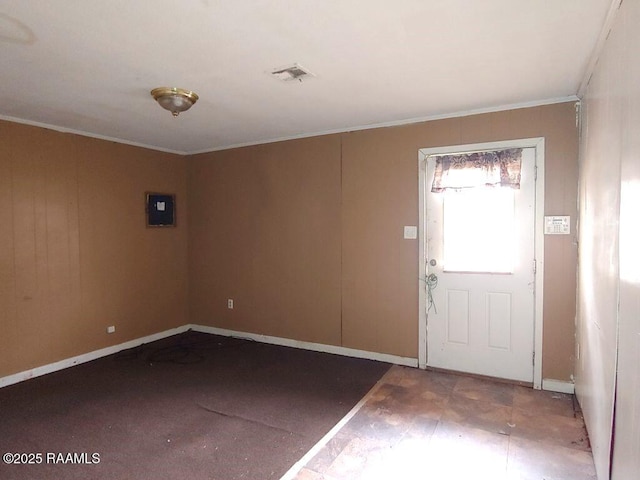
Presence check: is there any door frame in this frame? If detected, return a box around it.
[418,137,545,390]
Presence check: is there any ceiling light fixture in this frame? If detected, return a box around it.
[150,87,199,117]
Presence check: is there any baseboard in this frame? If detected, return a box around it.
[2,322,566,395]
[0,323,418,389]
[0,325,190,389]
[189,324,419,367]
[542,378,575,394]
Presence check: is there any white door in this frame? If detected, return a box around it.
[424,147,536,382]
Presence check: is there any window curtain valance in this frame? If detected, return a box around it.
[431,148,523,192]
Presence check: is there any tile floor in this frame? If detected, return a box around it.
[290,365,596,480]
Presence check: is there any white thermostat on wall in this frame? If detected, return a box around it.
[544,216,571,235]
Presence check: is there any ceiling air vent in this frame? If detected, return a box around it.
[270,63,315,82]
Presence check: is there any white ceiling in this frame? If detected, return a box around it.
[0,1,613,155]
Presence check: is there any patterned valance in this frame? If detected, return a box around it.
[431,148,523,192]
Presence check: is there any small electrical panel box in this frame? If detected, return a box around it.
[544,216,570,235]
[146,192,176,227]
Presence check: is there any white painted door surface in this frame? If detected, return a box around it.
[425,148,536,382]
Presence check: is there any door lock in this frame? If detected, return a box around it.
[429,259,437,266]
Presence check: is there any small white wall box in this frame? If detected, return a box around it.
[404,226,418,239]
[146,192,176,227]
[544,216,570,235]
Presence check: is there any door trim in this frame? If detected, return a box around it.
[418,137,545,390]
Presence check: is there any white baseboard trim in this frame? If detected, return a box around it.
[0,325,190,389]
[189,324,418,367]
[1,322,572,396]
[1,323,418,389]
[542,378,575,394]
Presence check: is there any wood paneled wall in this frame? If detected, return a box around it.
[0,102,579,387]
[188,102,579,380]
[0,122,189,378]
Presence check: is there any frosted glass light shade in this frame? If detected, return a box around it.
[150,87,199,117]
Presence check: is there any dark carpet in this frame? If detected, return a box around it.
[0,331,390,480]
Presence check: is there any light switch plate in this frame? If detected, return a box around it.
[404,226,418,239]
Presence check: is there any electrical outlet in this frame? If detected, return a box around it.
[227,299,234,309]
[107,325,116,334]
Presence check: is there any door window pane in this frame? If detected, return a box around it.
[443,187,515,273]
